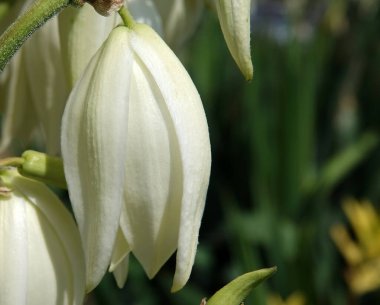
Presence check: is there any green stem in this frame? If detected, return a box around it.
[0,0,82,71]
[0,157,24,167]
[118,6,135,28]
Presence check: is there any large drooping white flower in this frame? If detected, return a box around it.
[215,0,253,80]
[0,168,85,305]
[61,23,211,292]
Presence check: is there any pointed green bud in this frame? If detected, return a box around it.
[206,267,277,305]
[19,150,67,189]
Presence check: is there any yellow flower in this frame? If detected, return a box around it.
[267,292,306,305]
[330,198,380,294]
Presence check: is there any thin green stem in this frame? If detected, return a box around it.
[0,0,82,71]
[0,157,24,167]
[118,5,135,28]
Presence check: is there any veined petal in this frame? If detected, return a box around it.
[130,24,211,291]
[216,0,253,80]
[120,50,183,278]
[61,27,132,292]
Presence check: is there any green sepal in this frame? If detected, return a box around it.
[19,150,67,189]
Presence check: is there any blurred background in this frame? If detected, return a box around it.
[2,0,380,304]
[92,0,380,304]
[102,1,380,304]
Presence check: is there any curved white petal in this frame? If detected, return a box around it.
[0,193,28,305]
[61,27,132,292]
[58,4,118,86]
[130,24,211,291]
[120,52,183,278]
[216,0,253,80]
[11,172,85,304]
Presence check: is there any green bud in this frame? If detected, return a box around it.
[206,267,277,305]
[19,150,67,189]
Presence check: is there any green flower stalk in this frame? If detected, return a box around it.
[0,0,83,71]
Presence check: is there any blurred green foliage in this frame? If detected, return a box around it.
[90,1,380,305]
[2,0,380,304]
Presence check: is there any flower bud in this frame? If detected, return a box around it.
[215,0,253,80]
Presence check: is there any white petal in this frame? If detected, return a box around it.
[127,0,163,36]
[0,49,38,153]
[130,24,211,291]
[120,53,182,278]
[109,228,130,273]
[61,27,133,292]
[216,0,253,80]
[24,16,69,155]
[58,4,118,86]
[0,195,28,305]
[11,173,85,304]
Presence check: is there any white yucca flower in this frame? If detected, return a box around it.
[215,0,253,80]
[61,24,211,292]
[0,168,85,305]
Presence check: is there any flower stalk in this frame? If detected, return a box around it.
[118,5,135,28]
[0,0,82,71]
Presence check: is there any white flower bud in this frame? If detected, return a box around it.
[61,24,211,292]
[0,168,85,305]
[215,0,253,80]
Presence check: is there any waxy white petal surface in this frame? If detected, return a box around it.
[62,27,132,292]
